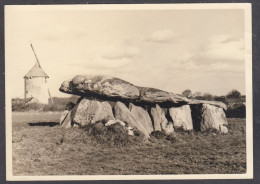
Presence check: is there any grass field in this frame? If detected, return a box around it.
[12,112,246,175]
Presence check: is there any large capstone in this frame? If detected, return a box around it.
[188,99,227,110]
[138,87,189,105]
[60,75,140,100]
[60,75,227,109]
[60,75,190,106]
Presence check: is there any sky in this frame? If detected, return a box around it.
[5,5,246,98]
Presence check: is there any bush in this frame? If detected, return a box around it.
[214,96,227,104]
[12,101,66,112]
[43,103,67,112]
[226,103,246,118]
[226,89,241,99]
[51,96,79,106]
[25,103,45,111]
[12,98,26,111]
[182,89,192,98]
[192,93,214,101]
[12,96,79,112]
[12,98,45,112]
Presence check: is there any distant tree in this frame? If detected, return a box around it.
[226,89,241,98]
[202,93,214,101]
[192,91,202,98]
[182,89,192,97]
[214,95,227,103]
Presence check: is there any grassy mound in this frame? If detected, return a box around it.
[82,122,146,147]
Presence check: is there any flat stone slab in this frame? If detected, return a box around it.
[60,75,226,109]
[60,75,140,100]
[188,99,227,110]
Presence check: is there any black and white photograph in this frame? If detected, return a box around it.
[4,4,253,180]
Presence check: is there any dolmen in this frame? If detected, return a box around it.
[59,75,228,139]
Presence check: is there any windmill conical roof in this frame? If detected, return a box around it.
[24,63,49,78]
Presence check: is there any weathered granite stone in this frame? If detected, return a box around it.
[138,87,189,104]
[150,105,162,131]
[162,122,174,135]
[60,75,190,106]
[169,105,193,130]
[129,103,154,134]
[60,75,227,109]
[73,98,115,126]
[220,125,228,134]
[200,104,228,132]
[114,101,149,138]
[105,119,126,127]
[188,99,227,110]
[127,127,134,136]
[150,104,174,134]
[60,75,140,100]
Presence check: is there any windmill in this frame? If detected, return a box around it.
[24,43,53,104]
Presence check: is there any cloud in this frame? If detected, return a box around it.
[102,46,140,60]
[186,35,244,66]
[145,29,176,43]
[220,36,241,44]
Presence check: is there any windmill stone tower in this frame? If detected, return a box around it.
[24,44,52,104]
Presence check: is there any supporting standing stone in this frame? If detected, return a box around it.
[129,103,154,134]
[114,101,149,138]
[200,104,228,133]
[73,98,115,126]
[169,105,193,130]
[151,105,162,131]
[151,104,174,134]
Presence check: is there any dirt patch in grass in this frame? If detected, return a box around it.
[12,113,246,175]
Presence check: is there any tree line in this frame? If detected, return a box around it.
[181,89,245,104]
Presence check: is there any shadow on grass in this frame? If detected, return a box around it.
[28,122,59,127]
